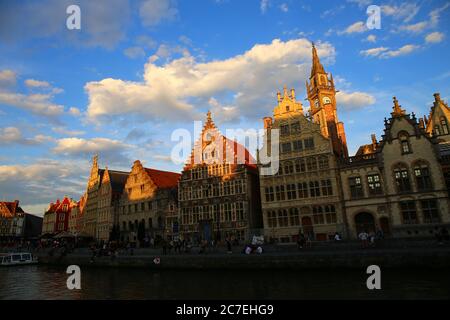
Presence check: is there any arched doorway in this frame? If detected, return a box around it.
[301,216,314,240]
[379,217,390,236]
[354,212,376,235]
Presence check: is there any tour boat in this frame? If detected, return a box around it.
[0,252,38,266]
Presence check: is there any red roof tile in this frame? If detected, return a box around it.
[145,168,180,189]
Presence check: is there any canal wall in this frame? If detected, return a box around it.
[37,248,450,270]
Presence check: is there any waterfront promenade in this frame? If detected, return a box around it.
[27,238,450,270]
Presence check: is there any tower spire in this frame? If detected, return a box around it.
[391,96,406,117]
[311,42,325,78]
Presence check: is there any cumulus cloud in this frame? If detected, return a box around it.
[365,35,376,43]
[85,38,337,124]
[0,127,54,145]
[124,46,146,59]
[336,91,376,110]
[139,0,178,27]
[51,127,85,136]
[381,3,420,23]
[53,137,132,165]
[360,47,389,57]
[25,79,50,88]
[68,107,81,116]
[398,3,449,34]
[208,98,240,124]
[0,69,16,87]
[425,31,445,43]
[0,91,65,118]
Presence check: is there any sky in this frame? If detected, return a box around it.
[0,0,449,215]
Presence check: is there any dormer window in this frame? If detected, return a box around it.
[398,132,411,154]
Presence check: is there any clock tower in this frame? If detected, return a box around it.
[306,43,348,159]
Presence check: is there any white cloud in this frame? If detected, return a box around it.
[279,3,289,13]
[208,98,240,124]
[124,46,146,59]
[398,3,449,34]
[0,126,53,145]
[425,31,445,44]
[381,3,420,23]
[53,137,130,155]
[25,79,50,88]
[336,91,376,110]
[260,0,270,13]
[85,38,337,124]
[365,35,376,43]
[68,107,81,116]
[360,45,420,58]
[52,127,85,136]
[0,91,64,118]
[139,0,178,27]
[0,70,17,87]
[339,21,367,35]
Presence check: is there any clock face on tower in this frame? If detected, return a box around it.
[323,96,332,105]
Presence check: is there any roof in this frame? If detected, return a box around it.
[108,170,130,193]
[0,201,21,218]
[145,168,180,189]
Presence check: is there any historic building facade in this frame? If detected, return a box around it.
[83,155,104,238]
[340,97,450,238]
[258,46,346,243]
[178,112,262,243]
[118,160,179,246]
[42,196,77,234]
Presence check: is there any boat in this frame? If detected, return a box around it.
[0,252,38,266]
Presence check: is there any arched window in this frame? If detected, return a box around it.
[413,161,432,191]
[394,164,411,193]
[289,208,300,226]
[398,132,411,154]
[441,117,449,135]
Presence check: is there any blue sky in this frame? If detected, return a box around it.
[0,0,449,214]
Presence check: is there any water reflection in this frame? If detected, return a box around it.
[0,266,449,300]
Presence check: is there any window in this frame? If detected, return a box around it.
[400,201,417,224]
[265,187,274,202]
[367,174,382,195]
[280,124,290,136]
[321,179,333,196]
[284,161,294,174]
[306,157,317,171]
[281,142,292,153]
[434,125,441,136]
[318,156,329,169]
[304,138,315,150]
[414,164,432,191]
[293,140,303,151]
[295,159,306,173]
[421,199,440,223]
[325,205,337,224]
[278,210,289,227]
[312,206,324,224]
[297,182,308,198]
[291,121,301,133]
[267,211,277,228]
[399,133,411,154]
[394,166,411,193]
[275,185,285,201]
[309,181,321,197]
[236,202,245,221]
[289,208,300,226]
[441,117,449,135]
[349,177,364,198]
[286,184,297,200]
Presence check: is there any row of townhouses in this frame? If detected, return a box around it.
[41,46,450,244]
[1,200,42,241]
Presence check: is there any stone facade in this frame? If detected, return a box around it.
[118,160,179,245]
[178,112,262,243]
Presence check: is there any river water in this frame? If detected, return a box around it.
[0,265,449,300]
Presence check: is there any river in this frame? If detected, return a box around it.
[0,265,449,299]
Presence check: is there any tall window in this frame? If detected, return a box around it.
[367,174,382,195]
[289,208,300,226]
[281,142,292,153]
[321,179,333,196]
[309,181,321,197]
[324,205,337,224]
[421,199,440,223]
[278,210,289,227]
[275,185,285,201]
[349,177,364,198]
[434,125,441,136]
[318,156,329,169]
[297,182,309,198]
[399,133,411,154]
[293,140,303,151]
[236,202,245,221]
[265,187,274,202]
[312,206,325,224]
[441,117,449,135]
[291,121,301,133]
[286,184,297,200]
[414,163,432,191]
[306,157,317,171]
[284,161,294,174]
[295,159,306,173]
[400,201,417,224]
[304,137,315,150]
[267,211,277,228]
[394,166,411,193]
[280,124,290,136]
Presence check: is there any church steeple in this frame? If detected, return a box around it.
[306,43,348,159]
